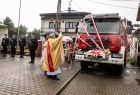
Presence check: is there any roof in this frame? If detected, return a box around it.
[133,28,140,37]
[84,13,120,19]
[40,11,90,19]
[0,23,7,28]
[137,4,140,21]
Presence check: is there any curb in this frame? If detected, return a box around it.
[54,69,81,95]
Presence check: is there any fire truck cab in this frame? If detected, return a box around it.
[75,13,133,72]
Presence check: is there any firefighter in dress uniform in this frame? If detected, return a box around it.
[1,34,9,57]
[19,35,26,58]
[10,35,17,57]
[28,33,38,64]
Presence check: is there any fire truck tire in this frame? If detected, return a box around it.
[124,60,126,67]
[124,49,127,67]
[114,65,123,74]
[80,61,88,70]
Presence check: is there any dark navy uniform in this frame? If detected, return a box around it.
[19,37,26,57]
[28,37,38,63]
[10,37,17,57]
[1,37,9,57]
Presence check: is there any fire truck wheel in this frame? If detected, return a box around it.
[80,61,88,70]
[124,51,127,67]
[112,65,123,75]
[124,60,126,67]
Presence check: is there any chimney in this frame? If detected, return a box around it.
[68,7,71,13]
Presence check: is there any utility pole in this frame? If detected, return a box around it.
[17,0,21,38]
[56,0,61,32]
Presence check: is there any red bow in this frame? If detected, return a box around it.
[92,49,101,58]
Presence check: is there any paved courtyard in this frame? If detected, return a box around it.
[0,55,140,95]
[0,55,80,95]
[60,64,140,95]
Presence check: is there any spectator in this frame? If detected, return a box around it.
[19,35,26,58]
[28,32,38,64]
[10,35,17,57]
[1,34,9,57]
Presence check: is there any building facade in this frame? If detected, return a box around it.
[129,3,140,66]
[40,11,90,35]
[0,23,8,45]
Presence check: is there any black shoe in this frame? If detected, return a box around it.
[29,61,32,64]
[47,75,52,78]
[44,71,47,75]
[52,75,60,80]
[20,56,24,58]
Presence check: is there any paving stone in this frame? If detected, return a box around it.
[0,55,80,95]
[60,66,140,95]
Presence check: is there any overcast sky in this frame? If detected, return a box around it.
[0,0,139,31]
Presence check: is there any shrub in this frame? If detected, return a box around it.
[129,57,137,65]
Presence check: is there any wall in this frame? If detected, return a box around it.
[41,18,82,34]
[0,28,8,45]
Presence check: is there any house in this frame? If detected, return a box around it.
[0,23,8,45]
[40,11,90,36]
[130,3,140,66]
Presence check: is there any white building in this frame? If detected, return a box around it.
[40,11,90,35]
[130,3,140,65]
[0,23,8,45]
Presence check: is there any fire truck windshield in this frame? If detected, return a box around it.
[84,18,120,34]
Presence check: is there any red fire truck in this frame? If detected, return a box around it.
[75,13,133,72]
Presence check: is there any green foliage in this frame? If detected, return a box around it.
[129,57,137,65]
[3,16,15,38]
[16,25,28,37]
[32,28,41,40]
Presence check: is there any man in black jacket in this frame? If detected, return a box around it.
[1,34,9,57]
[28,33,38,64]
[19,35,26,58]
[10,35,17,57]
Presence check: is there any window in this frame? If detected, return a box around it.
[65,22,76,29]
[49,22,61,29]
[85,18,120,34]
[49,22,54,29]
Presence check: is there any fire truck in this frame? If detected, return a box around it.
[75,13,133,72]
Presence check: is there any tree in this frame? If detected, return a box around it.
[16,25,28,37]
[32,28,41,40]
[3,17,15,38]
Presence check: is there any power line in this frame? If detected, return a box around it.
[88,0,137,9]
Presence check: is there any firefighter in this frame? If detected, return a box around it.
[10,35,17,57]
[19,35,26,58]
[28,32,38,64]
[1,34,9,57]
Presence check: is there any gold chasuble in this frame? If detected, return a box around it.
[42,33,64,72]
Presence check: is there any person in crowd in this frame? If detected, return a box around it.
[10,35,17,57]
[42,32,64,80]
[41,32,49,75]
[19,35,26,58]
[1,34,9,57]
[65,40,74,63]
[28,32,38,64]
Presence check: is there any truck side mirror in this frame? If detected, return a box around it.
[126,26,133,34]
[126,21,133,34]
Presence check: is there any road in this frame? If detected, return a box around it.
[0,55,140,95]
[59,64,140,95]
